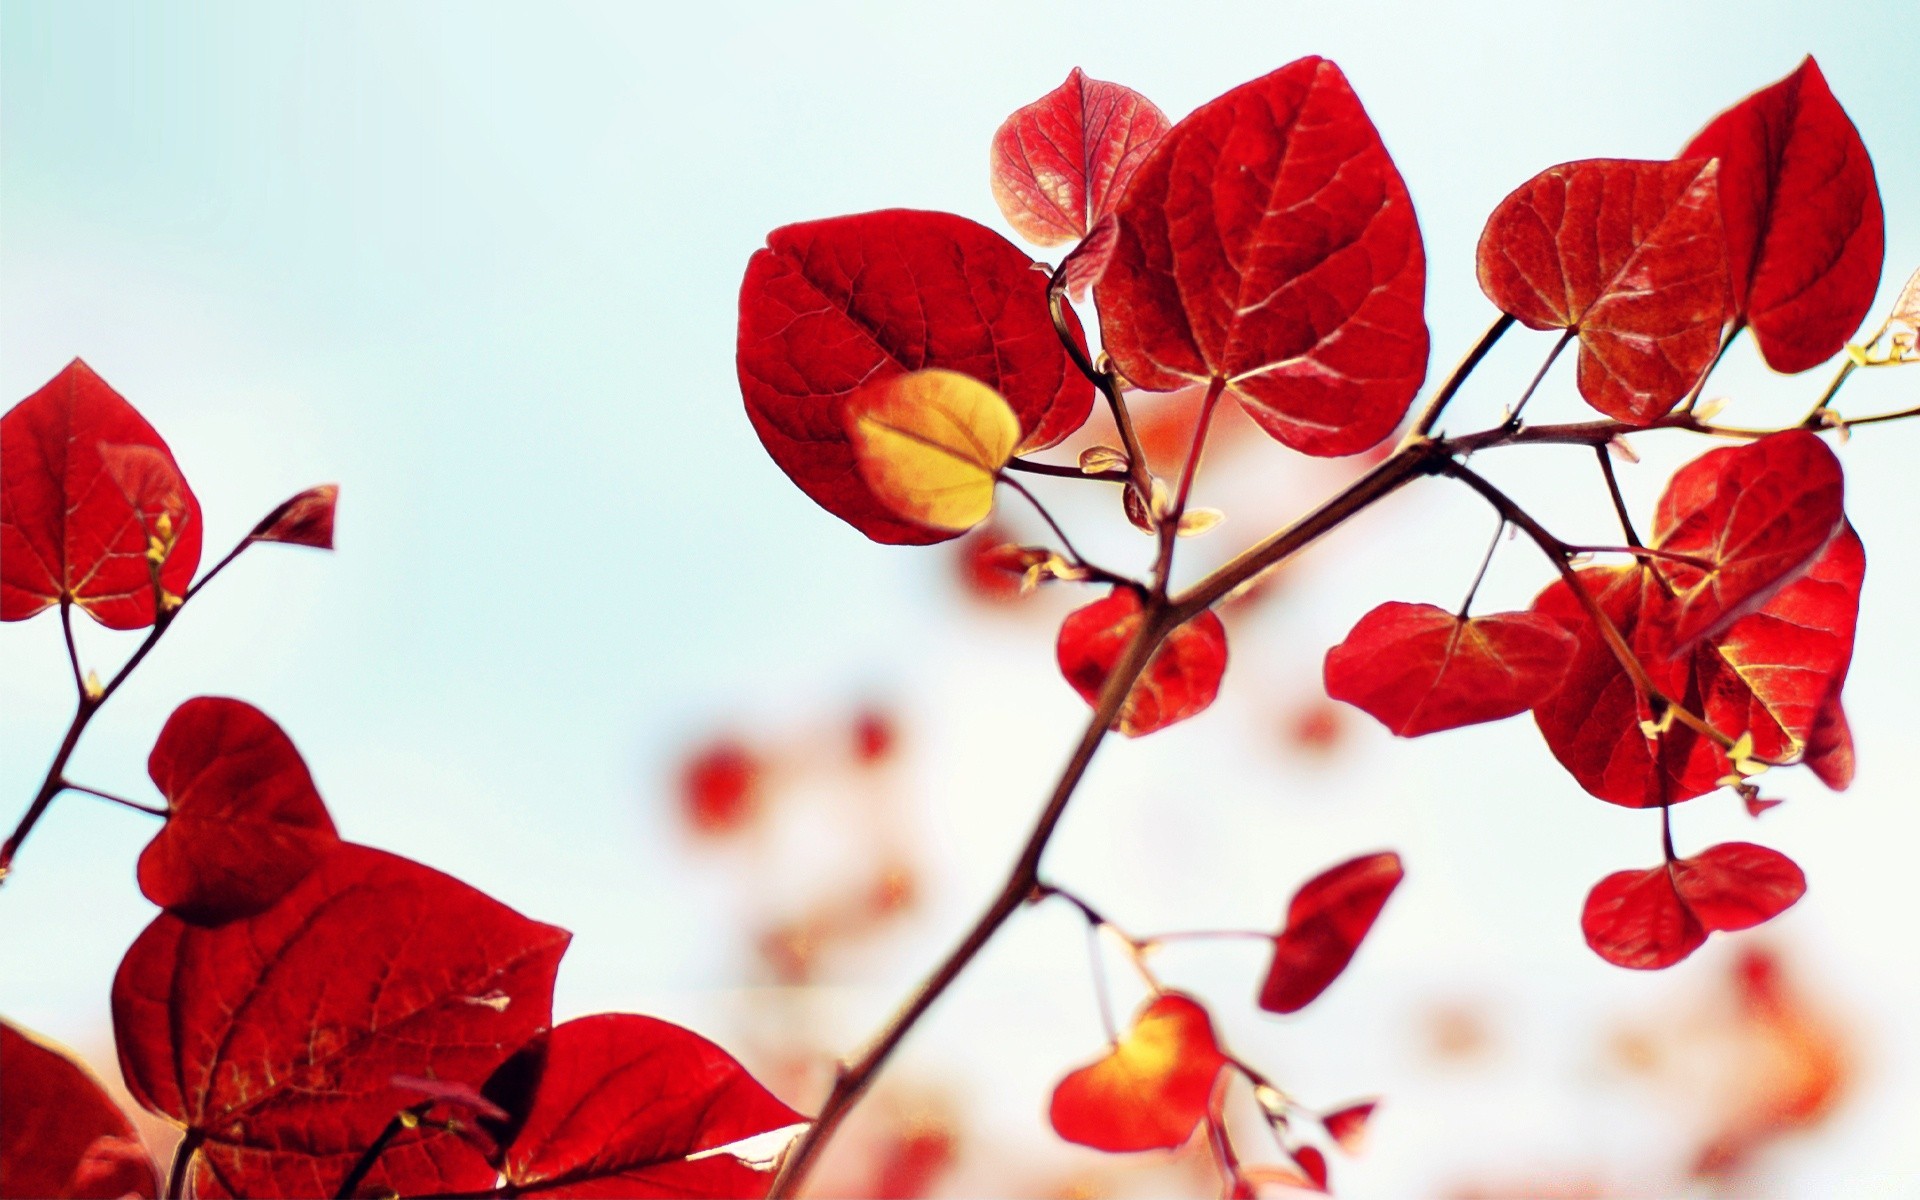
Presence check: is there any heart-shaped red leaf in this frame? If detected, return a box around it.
[1,360,203,629]
[1324,602,1575,736]
[1648,430,1843,648]
[1,1020,159,1199]
[990,68,1170,247]
[1583,842,1805,970]
[1049,993,1227,1153]
[1477,158,1731,424]
[1095,57,1429,458]
[1259,851,1403,1014]
[1056,589,1228,737]
[112,843,570,1199]
[139,697,341,923]
[1681,57,1884,374]
[250,483,339,550]
[485,1013,803,1197]
[738,210,1093,544]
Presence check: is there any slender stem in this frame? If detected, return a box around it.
[1137,928,1275,948]
[1084,921,1119,1045]
[1817,401,1920,430]
[1151,375,1227,592]
[767,602,1174,1197]
[1408,313,1516,438]
[1456,519,1506,619]
[59,600,84,696]
[1047,265,1155,506]
[165,1130,204,1200]
[1681,324,1742,413]
[1594,445,1640,546]
[1660,803,1678,863]
[334,1104,430,1200]
[1000,476,1096,579]
[64,782,167,818]
[1799,352,1864,426]
[1501,328,1576,430]
[1005,458,1127,483]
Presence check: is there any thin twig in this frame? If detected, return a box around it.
[63,782,167,818]
[59,600,84,697]
[1457,518,1506,619]
[1408,313,1516,438]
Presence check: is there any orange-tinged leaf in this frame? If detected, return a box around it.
[1477,158,1731,424]
[1323,602,1575,736]
[990,68,1169,246]
[1056,589,1228,737]
[1320,1101,1376,1154]
[1259,851,1402,1014]
[1048,993,1227,1153]
[1582,842,1804,970]
[844,369,1020,533]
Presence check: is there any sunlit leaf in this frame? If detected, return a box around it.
[1582,842,1804,970]
[844,369,1020,532]
[990,68,1169,246]
[1056,589,1228,737]
[1323,602,1575,736]
[1048,993,1227,1153]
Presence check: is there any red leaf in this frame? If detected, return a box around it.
[1582,842,1804,969]
[1477,158,1731,424]
[1060,213,1120,300]
[1,360,203,629]
[1048,993,1227,1153]
[139,697,340,922]
[1294,1144,1330,1192]
[251,483,339,549]
[1320,1100,1376,1154]
[1095,57,1429,457]
[737,210,1094,543]
[1056,589,1228,737]
[990,68,1170,246]
[1259,851,1402,1014]
[1647,430,1843,648]
[1804,694,1854,791]
[1323,602,1575,736]
[678,739,764,837]
[1,1020,159,1199]
[1681,57,1884,373]
[487,1013,802,1197]
[112,843,570,1199]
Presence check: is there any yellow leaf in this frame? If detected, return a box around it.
[844,369,1021,532]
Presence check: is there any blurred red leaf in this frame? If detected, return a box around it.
[1049,993,1227,1153]
[1259,851,1402,1014]
[1803,695,1854,791]
[1323,602,1576,736]
[0,1020,158,1199]
[679,740,764,837]
[250,483,339,550]
[990,68,1169,246]
[853,706,898,765]
[112,843,570,1199]
[1582,842,1804,969]
[738,210,1093,544]
[1096,57,1429,457]
[1320,1101,1376,1154]
[139,697,340,923]
[1477,158,1730,424]
[1,360,203,629]
[486,1013,802,1198]
[1681,57,1884,373]
[1647,430,1843,648]
[1056,589,1228,737]
[1294,1144,1330,1192]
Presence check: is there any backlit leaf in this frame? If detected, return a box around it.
[1,360,204,629]
[738,210,1093,544]
[250,484,339,550]
[1803,695,1854,791]
[112,844,571,1199]
[1477,158,1731,424]
[1,1020,159,1199]
[485,1013,803,1198]
[990,68,1170,246]
[1323,602,1575,736]
[1096,57,1429,457]
[139,697,341,923]
[844,369,1020,532]
[1049,993,1227,1153]
[1259,851,1402,1014]
[1681,57,1885,374]
[1056,589,1228,737]
[1582,842,1804,970]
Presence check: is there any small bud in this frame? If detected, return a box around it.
[1176,507,1224,537]
[1607,437,1640,465]
[1845,342,1870,367]
[1078,445,1129,475]
[83,670,104,700]
[1123,483,1155,534]
[1692,396,1727,422]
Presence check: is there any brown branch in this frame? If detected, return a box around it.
[1409,312,1516,438]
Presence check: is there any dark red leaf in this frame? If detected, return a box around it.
[738,210,1094,544]
[990,68,1170,246]
[1681,57,1885,373]
[1477,158,1731,424]
[0,1020,159,1199]
[1096,57,1429,457]
[1647,430,1843,648]
[112,843,570,1199]
[139,697,340,922]
[1259,851,1402,1014]
[1,360,203,629]
[1323,602,1575,736]
[1056,588,1228,737]
[489,1013,802,1197]
[1320,1101,1376,1154]
[1582,842,1804,969]
[1049,993,1227,1153]
[250,483,339,549]
[1804,694,1854,791]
